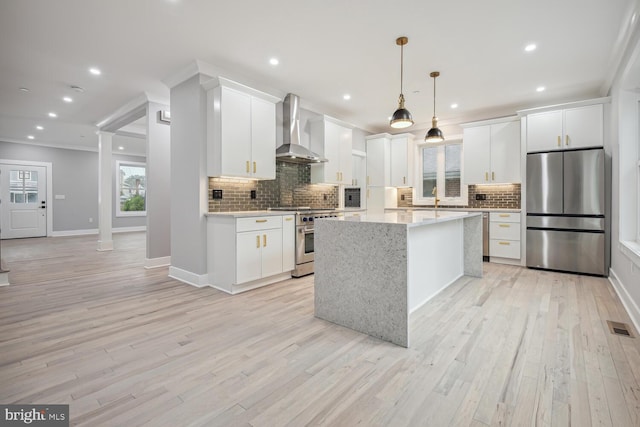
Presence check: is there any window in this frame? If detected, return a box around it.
[414,139,467,206]
[9,170,39,203]
[116,161,146,217]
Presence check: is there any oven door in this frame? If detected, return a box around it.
[296,226,314,264]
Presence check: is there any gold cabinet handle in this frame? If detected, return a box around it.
[403,176,406,184]
[255,219,267,223]
[263,234,267,247]
[485,172,489,181]
[285,217,293,221]
[492,171,495,181]
[557,136,561,147]
[499,214,510,218]
[499,224,510,228]
[336,172,340,181]
[256,235,260,248]
[499,241,511,245]
[253,161,257,173]
[246,161,250,173]
[565,135,569,146]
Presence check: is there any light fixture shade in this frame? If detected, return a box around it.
[425,71,444,142]
[425,125,444,142]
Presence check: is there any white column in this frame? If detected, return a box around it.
[97,131,114,251]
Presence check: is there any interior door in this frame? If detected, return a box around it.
[0,164,47,239]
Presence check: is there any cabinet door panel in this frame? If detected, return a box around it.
[221,87,252,177]
[338,126,353,184]
[261,228,283,278]
[463,125,491,184]
[236,232,262,284]
[527,110,562,152]
[366,137,390,186]
[390,138,409,187]
[564,104,603,149]
[490,121,520,183]
[282,216,295,272]
[250,97,276,179]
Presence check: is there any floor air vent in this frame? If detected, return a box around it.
[607,320,634,338]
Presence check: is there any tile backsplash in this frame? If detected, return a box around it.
[209,162,339,211]
[397,184,521,209]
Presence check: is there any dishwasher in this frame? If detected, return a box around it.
[483,212,489,262]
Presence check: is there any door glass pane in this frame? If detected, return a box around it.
[9,169,38,203]
[422,147,437,198]
[445,144,461,198]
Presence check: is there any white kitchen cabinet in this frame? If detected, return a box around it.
[282,215,295,272]
[349,151,366,188]
[206,78,279,179]
[390,134,414,187]
[365,135,390,187]
[524,102,604,152]
[462,118,520,184]
[489,212,521,263]
[208,214,293,294]
[310,117,352,184]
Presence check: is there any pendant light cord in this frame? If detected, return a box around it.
[400,44,404,96]
[432,74,436,117]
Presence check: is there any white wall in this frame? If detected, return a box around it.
[0,141,145,232]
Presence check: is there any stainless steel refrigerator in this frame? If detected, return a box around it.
[526,147,608,276]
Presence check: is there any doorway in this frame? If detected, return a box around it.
[0,161,52,239]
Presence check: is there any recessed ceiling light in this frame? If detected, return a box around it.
[343,94,351,100]
[63,96,73,103]
[525,44,537,52]
[48,112,57,118]
[36,125,44,130]
[451,103,459,109]
[269,58,279,66]
[27,135,34,140]
[118,146,124,150]
[19,87,30,92]
[89,67,102,76]
[536,86,546,92]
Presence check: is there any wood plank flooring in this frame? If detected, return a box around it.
[1,232,639,426]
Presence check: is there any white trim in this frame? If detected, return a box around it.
[517,96,611,116]
[51,226,146,237]
[0,272,9,286]
[169,266,209,288]
[460,115,519,128]
[609,268,640,336]
[620,240,640,269]
[115,160,147,217]
[0,159,53,237]
[145,256,171,269]
[97,240,114,251]
[1,139,100,152]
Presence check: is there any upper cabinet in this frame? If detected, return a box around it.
[365,133,414,187]
[310,117,353,185]
[462,118,521,184]
[349,151,366,188]
[522,100,606,153]
[205,78,279,179]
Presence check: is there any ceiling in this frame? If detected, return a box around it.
[0,0,638,153]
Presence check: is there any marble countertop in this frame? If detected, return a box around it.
[205,210,296,218]
[321,210,481,228]
[385,207,521,213]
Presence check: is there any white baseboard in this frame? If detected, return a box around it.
[97,239,114,251]
[145,256,171,269]
[609,268,640,335]
[0,272,9,286]
[51,226,146,237]
[169,266,209,288]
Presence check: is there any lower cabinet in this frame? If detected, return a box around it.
[489,212,522,264]
[208,214,295,294]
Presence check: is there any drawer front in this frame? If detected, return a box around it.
[237,216,283,232]
[490,212,520,223]
[490,222,520,241]
[490,239,521,259]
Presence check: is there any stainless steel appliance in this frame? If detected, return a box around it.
[275,94,328,164]
[526,147,608,276]
[269,207,341,277]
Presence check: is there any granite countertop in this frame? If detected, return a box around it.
[385,207,521,213]
[205,210,297,218]
[322,210,481,228]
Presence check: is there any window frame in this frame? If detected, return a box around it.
[413,137,468,206]
[115,160,147,217]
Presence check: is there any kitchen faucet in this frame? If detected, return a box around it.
[431,186,440,209]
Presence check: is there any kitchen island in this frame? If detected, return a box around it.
[314,210,483,347]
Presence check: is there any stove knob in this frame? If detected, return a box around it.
[302,217,308,222]
[309,217,314,222]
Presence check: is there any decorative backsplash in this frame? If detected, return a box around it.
[209,162,339,211]
[397,184,521,209]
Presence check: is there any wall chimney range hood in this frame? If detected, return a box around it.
[276,93,327,164]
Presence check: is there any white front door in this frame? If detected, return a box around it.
[0,164,47,239]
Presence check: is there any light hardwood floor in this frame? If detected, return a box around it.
[1,232,639,426]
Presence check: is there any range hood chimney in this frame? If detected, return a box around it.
[276,93,327,164]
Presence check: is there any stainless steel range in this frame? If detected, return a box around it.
[270,207,341,277]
